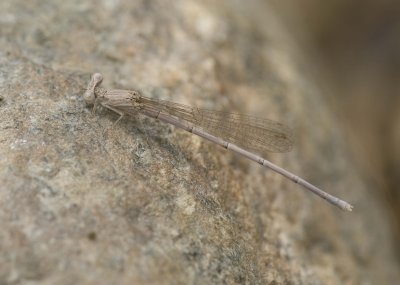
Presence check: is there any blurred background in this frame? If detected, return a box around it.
[271,0,400,253]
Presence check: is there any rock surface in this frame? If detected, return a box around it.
[0,1,398,284]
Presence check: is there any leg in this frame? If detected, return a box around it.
[92,98,101,115]
[103,104,125,125]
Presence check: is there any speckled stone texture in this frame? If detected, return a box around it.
[0,1,398,284]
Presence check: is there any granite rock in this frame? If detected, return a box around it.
[0,1,398,284]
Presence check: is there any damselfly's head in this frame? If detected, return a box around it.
[84,73,103,106]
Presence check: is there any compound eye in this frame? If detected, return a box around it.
[84,73,104,105]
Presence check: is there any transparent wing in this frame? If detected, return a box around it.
[138,96,294,154]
